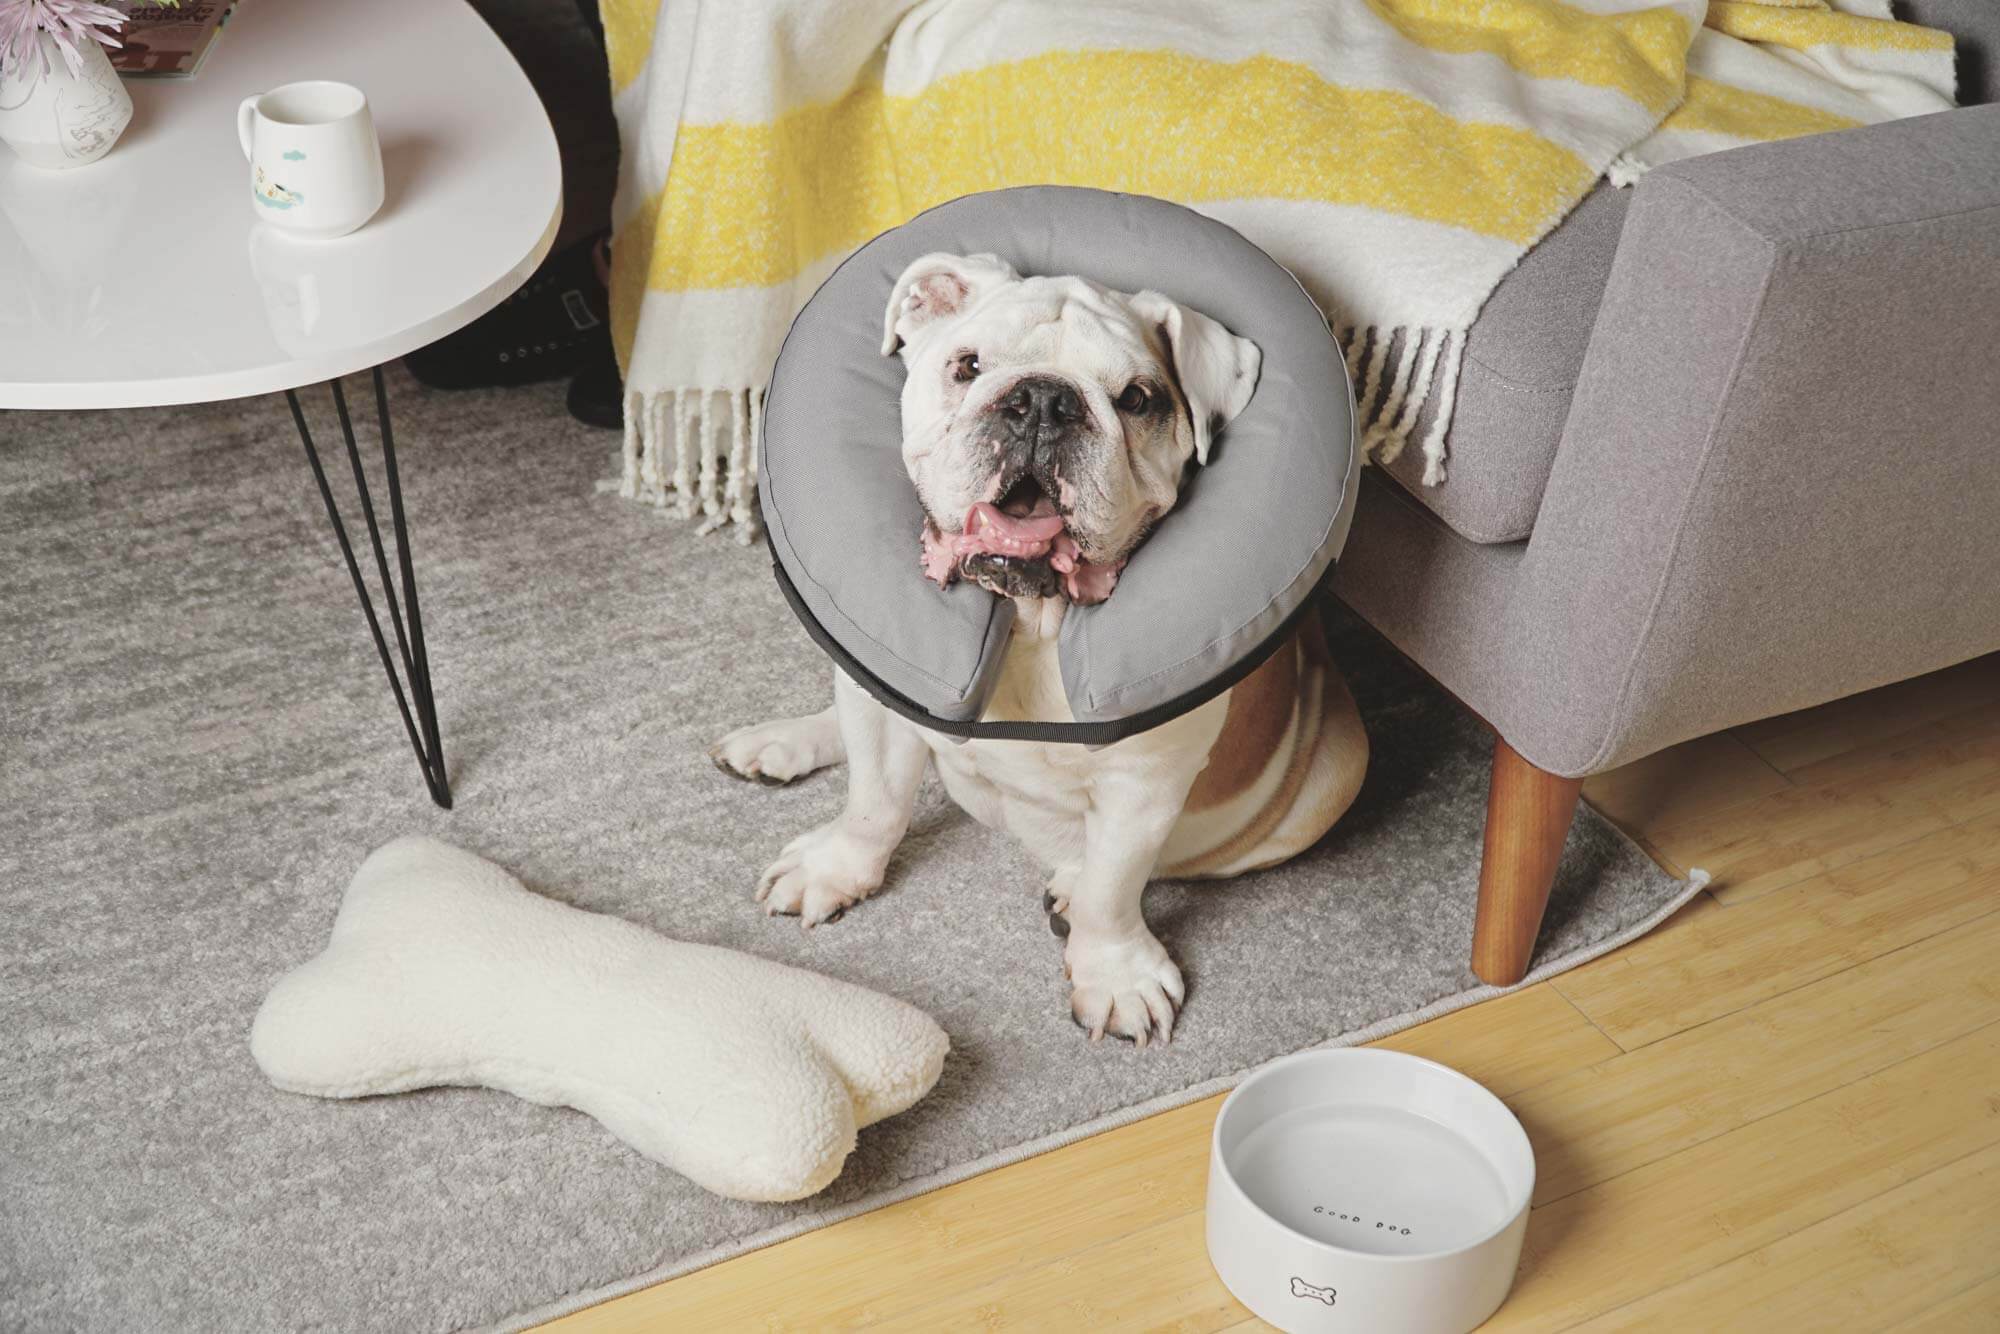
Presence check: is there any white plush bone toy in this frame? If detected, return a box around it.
[250,837,950,1203]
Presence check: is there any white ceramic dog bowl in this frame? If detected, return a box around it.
[1206,1049,1534,1333]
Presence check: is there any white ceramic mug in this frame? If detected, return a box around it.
[236,81,384,239]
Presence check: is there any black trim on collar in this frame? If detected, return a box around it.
[769,548,1339,745]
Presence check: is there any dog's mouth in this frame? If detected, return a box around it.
[919,475,1125,604]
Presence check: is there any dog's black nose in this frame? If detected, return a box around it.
[1000,376,1084,432]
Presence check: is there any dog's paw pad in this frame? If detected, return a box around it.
[1042,890,1072,939]
[1043,867,1077,937]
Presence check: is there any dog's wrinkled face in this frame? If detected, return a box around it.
[883,253,1260,605]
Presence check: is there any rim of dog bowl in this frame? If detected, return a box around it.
[1210,1047,1537,1265]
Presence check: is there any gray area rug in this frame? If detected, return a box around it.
[0,371,1695,1333]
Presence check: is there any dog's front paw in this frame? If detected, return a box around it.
[1064,931,1184,1047]
[710,717,831,786]
[756,824,884,929]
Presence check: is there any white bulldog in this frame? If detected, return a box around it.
[713,253,1368,1046]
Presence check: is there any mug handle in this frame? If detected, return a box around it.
[237,97,259,162]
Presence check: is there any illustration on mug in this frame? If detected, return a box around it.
[254,162,304,210]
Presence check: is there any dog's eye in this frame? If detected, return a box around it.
[952,352,981,383]
[1116,382,1152,414]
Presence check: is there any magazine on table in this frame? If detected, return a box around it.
[111,0,241,79]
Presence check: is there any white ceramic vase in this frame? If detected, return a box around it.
[0,31,134,169]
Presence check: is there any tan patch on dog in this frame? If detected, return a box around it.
[1165,641,1318,878]
[1161,607,1367,880]
[1182,633,1300,814]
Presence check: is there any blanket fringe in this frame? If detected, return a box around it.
[1606,151,1650,189]
[1336,323,1468,483]
[606,387,765,543]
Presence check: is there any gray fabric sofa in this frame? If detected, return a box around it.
[1331,0,2000,984]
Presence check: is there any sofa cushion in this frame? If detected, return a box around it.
[1378,185,1629,545]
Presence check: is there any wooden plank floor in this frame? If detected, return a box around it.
[548,653,2000,1333]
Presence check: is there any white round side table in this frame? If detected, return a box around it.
[0,0,565,807]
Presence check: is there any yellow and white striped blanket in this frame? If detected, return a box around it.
[602,0,1954,538]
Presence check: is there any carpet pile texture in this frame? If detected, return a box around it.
[0,371,1694,1332]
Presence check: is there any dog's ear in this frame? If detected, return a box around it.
[1130,292,1261,464]
[882,252,1020,356]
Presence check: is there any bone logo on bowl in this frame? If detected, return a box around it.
[1290,1277,1337,1306]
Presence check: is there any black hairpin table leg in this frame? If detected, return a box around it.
[285,367,453,809]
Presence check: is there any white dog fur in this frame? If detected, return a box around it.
[715,255,1368,1048]
[250,836,949,1202]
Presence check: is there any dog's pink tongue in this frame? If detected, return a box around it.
[1048,533,1125,605]
[963,502,1065,547]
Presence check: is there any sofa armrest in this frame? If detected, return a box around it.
[1502,105,2000,776]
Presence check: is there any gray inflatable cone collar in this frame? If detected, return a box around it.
[760,186,1358,744]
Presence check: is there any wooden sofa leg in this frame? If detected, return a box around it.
[1471,738,1584,987]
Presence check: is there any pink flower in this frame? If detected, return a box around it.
[0,0,130,85]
